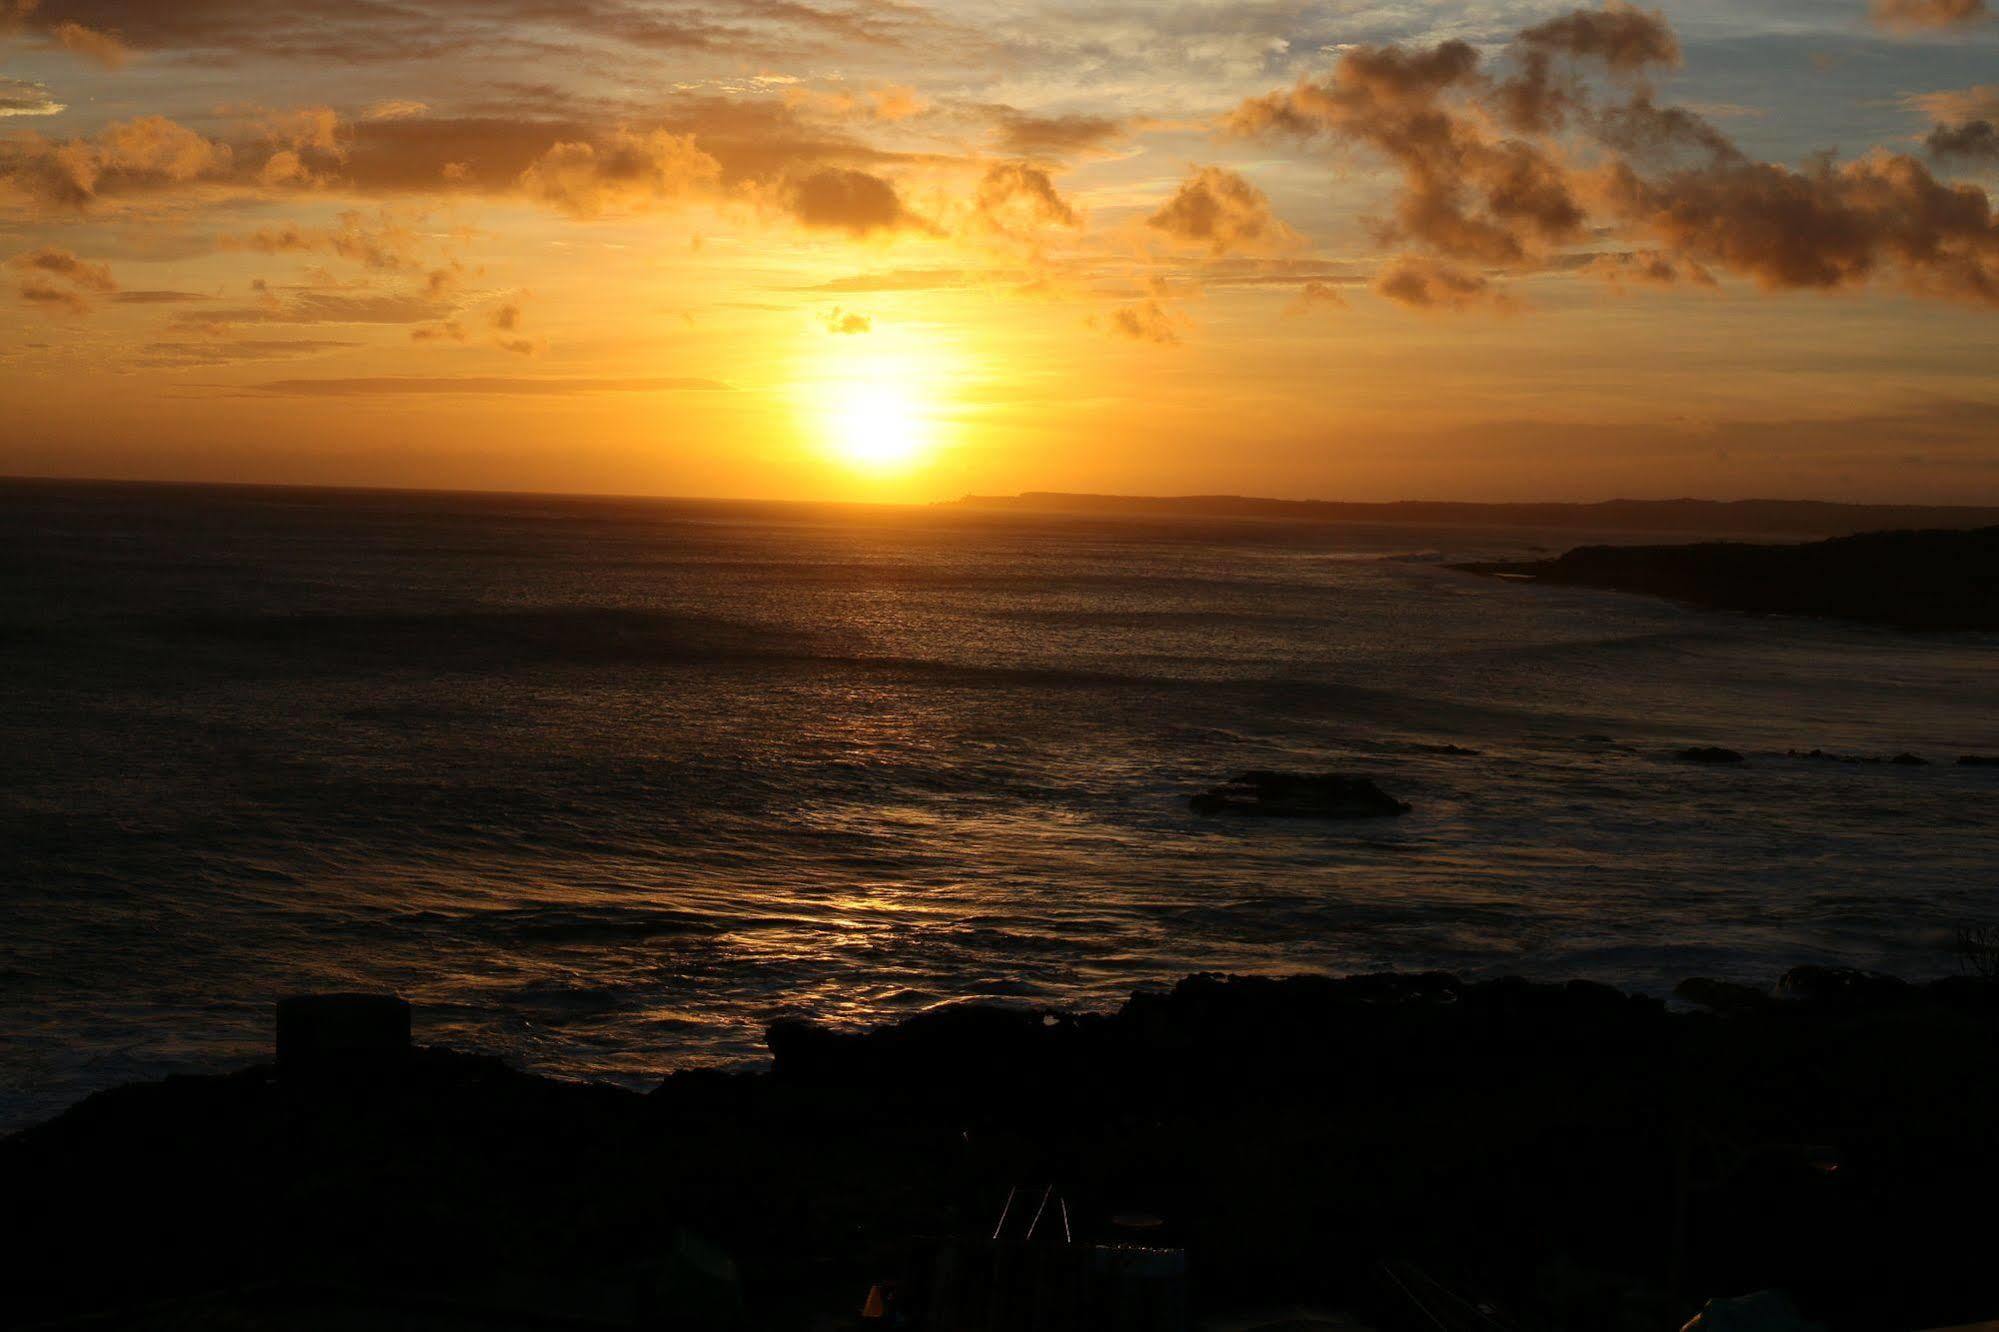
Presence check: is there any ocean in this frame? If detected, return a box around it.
[3,478,1995,1129]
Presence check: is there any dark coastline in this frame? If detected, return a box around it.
[947,493,1999,539]
[6,969,1996,1331]
[1454,526,1999,632]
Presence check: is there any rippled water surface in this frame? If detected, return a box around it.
[3,479,1995,1128]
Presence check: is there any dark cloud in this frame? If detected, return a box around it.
[784,166,927,234]
[1228,5,1999,309]
[1928,120,1999,162]
[1914,90,1999,163]
[517,128,721,218]
[17,276,88,313]
[246,375,731,395]
[1104,297,1181,345]
[989,108,1125,159]
[1374,256,1515,311]
[1515,2,1680,72]
[11,244,116,291]
[1147,166,1296,256]
[18,0,946,64]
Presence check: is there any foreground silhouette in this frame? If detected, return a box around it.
[4,970,1996,1330]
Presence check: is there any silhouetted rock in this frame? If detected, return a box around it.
[1787,749,1929,766]
[1190,772,1410,818]
[7,970,1999,1332]
[1679,746,1746,764]
[275,993,411,1076]
[1675,977,1775,1017]
[1959,754,1999,767]
[1454,526,1999,631]
[1776,966,1919,1010]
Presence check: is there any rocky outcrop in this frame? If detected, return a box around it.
[1454,526,1999,632]
[1190,771,1410,818]
[6,971,1998,1331]
[1678,746,1746,764]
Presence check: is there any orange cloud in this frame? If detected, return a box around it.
[11,244,116,292]
[784,167,929,235]
[0,115,231,208]
[1375,256,1516,312]
[1871,0,1988,29]
[1147,166,1298,257]
[517,127,721,218]
[52,20,129,69]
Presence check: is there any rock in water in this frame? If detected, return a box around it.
[1678,746,1746,764]
[1190,771,1410,819]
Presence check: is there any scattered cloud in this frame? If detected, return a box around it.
[1909,86,1999,163]
[1375,256,1516,312]
[17,276,88,313]
[1229,8,1999,309]
[1147,166,1298,257]
[517,127,721,218]
[221,212,423,271]
[245,376,731,396]
[0,114,231,209]
[52,20,130,69]
[974,161,1078,242]
[1870,0,1988,30]
[990,108,1125,160]
[823,305,871,333]
[365,99,430,121]
[783,166,929,235]
[1286,280,1349,315]
[0,77,64,118]
[1585,250,1718,290]
[135,338,357,367]
[11,245,116,291]
[1104,296,1182,345]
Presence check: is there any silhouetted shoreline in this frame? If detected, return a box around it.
[1455,526,1999,631]
[6,968,1995,1330]
[947,493,1999,538]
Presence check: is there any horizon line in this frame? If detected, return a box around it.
[6,471,1999,516]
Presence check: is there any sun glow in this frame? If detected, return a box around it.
[804,343,952,474]
[827,377,929,470]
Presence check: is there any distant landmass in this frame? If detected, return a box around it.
[947,492,1999,537]
[1455,526,1999,632]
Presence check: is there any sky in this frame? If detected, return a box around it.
[1,0,1997,504]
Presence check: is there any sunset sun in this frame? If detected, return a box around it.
[826,377,928,470]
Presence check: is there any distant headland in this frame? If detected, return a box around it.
[1457,525,1999,632]
[944,492,1999,537]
